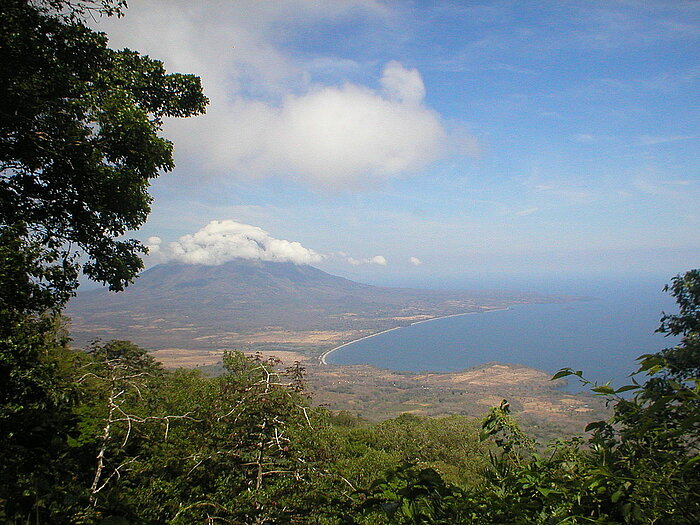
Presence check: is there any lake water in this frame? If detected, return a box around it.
[326,278,681,390]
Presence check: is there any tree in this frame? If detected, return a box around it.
[1,0,207,302]
[0,231,83,523]
[80,351,324,524]
[655,268,700,380]
[80,341,162,509]
[481,270,700,523]
[0,2,206,521]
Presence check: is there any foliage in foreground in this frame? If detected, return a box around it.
[362,270,700,525]
[1,336,493,523]
[1,0,207,300]
[1,1,205,519]
[0,271,697,523]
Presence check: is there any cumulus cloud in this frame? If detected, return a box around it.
[381,61,426,105]
[94,1,463,189]
[347,255,388,266]
[162,220,324,266]
[182,63,445,188]
[409,256,422,266]
[145,236,162,253]
[147,222,392,268]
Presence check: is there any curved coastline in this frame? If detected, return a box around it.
[319,307,511,365]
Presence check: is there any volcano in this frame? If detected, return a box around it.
[66,258,561,352]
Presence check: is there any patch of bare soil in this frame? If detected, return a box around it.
[150,349,224,368]
[234,330,355,345]
[302,361,607,441]
[152,348,313,368]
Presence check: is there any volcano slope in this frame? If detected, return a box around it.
[66,258,568,360]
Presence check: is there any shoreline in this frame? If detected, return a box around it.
[319,307,511,365]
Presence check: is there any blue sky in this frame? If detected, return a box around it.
[94,1,699,288]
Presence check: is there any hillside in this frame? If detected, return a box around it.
[66,258,568,356]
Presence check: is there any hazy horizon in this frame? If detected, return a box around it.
[79,257,683,300]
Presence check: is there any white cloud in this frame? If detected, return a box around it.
[163,220,324,266]
[348,255,388,266]
[633,176,695,198]
[147,223,393,268]
[409,256,422,266]
[380,61,426,105]
[530,182,597,203]
[534,184,555,191]
[178,63,445,189]
[573,133,596,143]
[515,207,539,217]
[145,236,162,253]
[638,135,696,146]
[94,1,458,190]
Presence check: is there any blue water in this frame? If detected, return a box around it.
[327,278,680,390]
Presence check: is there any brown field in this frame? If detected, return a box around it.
[231,330,356,346]
[302,361,606,440]
[151,348,224,368]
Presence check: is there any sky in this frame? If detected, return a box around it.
[92,0,700,289]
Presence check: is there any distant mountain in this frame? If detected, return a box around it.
[66,258,565,352]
